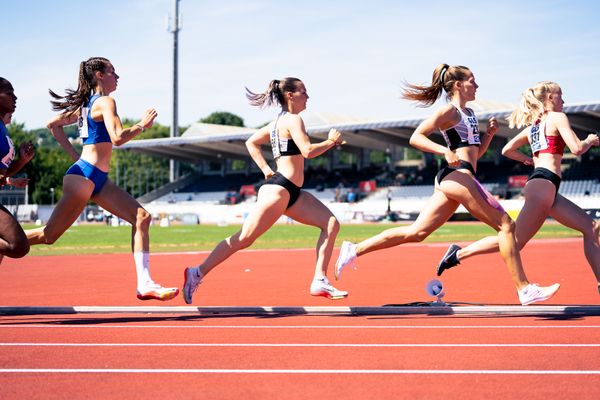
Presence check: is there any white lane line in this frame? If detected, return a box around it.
[1,325,599,329]
[1,343,599,348]
[0,368,598,374]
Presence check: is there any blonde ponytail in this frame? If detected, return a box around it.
[508,81,560,129]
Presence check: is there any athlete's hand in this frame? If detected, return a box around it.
[444,149,460,167]
[6,177,30,187]
[487,117,498,136]
[264,170,275,179]
[140,108,158,129]
[327,128,344,145]
[19,140,35,162]
[586,133,599,147]
[522,158,534,166]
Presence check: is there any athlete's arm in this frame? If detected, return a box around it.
[409,104,460,166]
[478,116,498,158]
[287,114,340,159]
[246,125,275,178]
[552,112,599,155]
[5,140,35,177]
[501,129,532,165]
[96,96,157,146]
[46,112,80,161]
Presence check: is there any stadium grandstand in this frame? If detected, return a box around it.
[112,101,600,225]
[5,102,598,225]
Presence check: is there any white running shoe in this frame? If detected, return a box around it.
[310,277,348,300]
[518,283,560,306]
[137,281,179,301]
[183,267,202,304]
[334,241,357,280]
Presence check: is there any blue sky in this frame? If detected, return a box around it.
[3,0,600,130]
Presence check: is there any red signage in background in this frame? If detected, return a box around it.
[239,185,256,196]
[508,175,528,188]
[359,180,377,193]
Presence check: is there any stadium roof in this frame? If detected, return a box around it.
[119,102,600,163]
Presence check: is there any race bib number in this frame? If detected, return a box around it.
[270,129,281,159]
[466,115,480,144]
[528,123,548,153]
[78,107,89,139]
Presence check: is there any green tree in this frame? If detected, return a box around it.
[200,111,244,127]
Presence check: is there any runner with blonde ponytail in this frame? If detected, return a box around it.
[437,81,600,295]
[336,64,560,305]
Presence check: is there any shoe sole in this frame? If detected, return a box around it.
[521,284,561,306]
[334,243,351,281]
[310,290,348,300]
[183,268,195,304]
[137,288,179,301]
[437,244,459,276]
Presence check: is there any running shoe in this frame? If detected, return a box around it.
[334,241,357,280]
[137,282,179,301]
[183,267,202,304]
[436,243,461,276]
[518,283,560,306]
[310,277,348,300]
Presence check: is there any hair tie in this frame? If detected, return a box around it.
[440,67,448,86]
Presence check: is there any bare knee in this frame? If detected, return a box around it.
[499,214,516,235]
[583,219,600,238]
[402,227,428,243]
[323,216,340,237]
[5,241,29,258]
[235,232,256,250]
[135,208,151,231]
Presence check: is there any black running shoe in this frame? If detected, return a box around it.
[436,244,461,276]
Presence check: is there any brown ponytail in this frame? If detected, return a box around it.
[246,77,302,108]
[49,57,111,115]
[402,64,471,107]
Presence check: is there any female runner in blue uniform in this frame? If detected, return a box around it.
[335,64,560,305]
[24,58,178,301]
[0,77,35,263]
[436,81,600,294]
[183,77,348,303]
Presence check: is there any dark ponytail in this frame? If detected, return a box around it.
[246,77,302,108]
[402,64,471,107]
[49,57,111,115]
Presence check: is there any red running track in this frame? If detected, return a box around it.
[0,238,599,399]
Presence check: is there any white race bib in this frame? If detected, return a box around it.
[466,115,480,145]
[78,106,89,139]
[528,123,548,153]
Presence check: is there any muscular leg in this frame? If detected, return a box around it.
[196,185,289,277]
[550,194,600,282]
[93,179,178,298]
[458,179,556,261]
[439,172,528,289]
[0,204,29,258]
[26,175,94,245]
[355,189,459,256]
[285,191,340,279]
[92,180,151,253]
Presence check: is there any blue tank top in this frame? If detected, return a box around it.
[270,111,302,159]
[0,121,16,169]
[78,94,112,145]
[440,106,481,150]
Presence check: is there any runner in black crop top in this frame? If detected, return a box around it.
[270,111,301,158]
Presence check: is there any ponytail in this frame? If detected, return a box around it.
[402,64,471,107]
[49,57,111,115]
[508,81,559,128]
[246,77,302,109]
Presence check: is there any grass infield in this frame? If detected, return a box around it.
[21,222,581,256]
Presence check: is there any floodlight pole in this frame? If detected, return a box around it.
[169,0,181,182]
